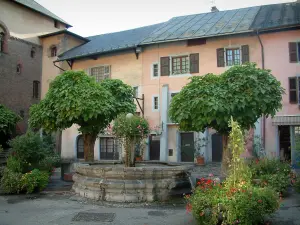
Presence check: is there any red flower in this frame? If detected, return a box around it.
[200,211,204,216]
[186,203,192,213]
[258,199,262,203]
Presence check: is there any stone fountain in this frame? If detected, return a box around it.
[72,162,193,202]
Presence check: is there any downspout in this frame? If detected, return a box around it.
[256,30,266,148]
[53,61,66,72]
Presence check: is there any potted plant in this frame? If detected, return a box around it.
[194,137,208,166]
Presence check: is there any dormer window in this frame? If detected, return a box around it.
[50,46,57,57]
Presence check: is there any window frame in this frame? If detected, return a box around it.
[171,55,190,75]
[50,46,57,57]
[152,95,159,111]
[100,137,120,160]
[151,63,159,78]
[33,80,40,99]
[225,47,241,67]
[133,86,139,98]
[89,65,111,82]
[76,135,84,159]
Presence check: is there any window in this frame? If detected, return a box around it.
[30,47,36,58]
[172,55,189,75]
[50,46,57,57]
[153,96,159,111]
[33,80,40,99]
[217,45,249,67]
[289,77,300,104]
[20,110,24,119]
[153,63,159,77]
[226,48,240,66]
[160,53,199,76]
[76,135,84,159]
[16,64,21,74]
[289,42,300,63]
[0,32,4,53]
[54,20,59,28]
[100,137,119,160]
[133,86,138,97]
[91,65,110,82]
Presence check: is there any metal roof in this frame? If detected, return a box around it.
[57,2,300,62]
[57,23,163,61]
[140,6,260,44]
[13,0,71,27]
[250,2,300,30]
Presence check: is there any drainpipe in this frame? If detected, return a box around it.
[256,30,266,148]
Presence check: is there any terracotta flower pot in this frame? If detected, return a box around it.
[196,156,205,165]
[135,156,142,161]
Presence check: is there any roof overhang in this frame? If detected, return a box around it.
[272,115,300,126]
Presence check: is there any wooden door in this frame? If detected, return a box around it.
[150,135,160,160]
[181,133,194,162]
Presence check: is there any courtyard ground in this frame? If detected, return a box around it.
[0,163,299,225]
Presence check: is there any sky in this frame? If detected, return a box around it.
[36,0,295,37]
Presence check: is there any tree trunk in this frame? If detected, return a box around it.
[221,135,230,176]
[83,133,97,162]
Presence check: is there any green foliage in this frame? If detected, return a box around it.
[38,154,61,173]
[20,169,49,194]
[169,64,284,134]
[187,119,279,225]
[9,132,47,171]
[29,71,135,135]
[295,176,300,193]
[6,155,23,173]
[113,114,150,167]
[0,104,21,135]
[0,168,22,194]
[113,114,150,140]
[249,159,291,193]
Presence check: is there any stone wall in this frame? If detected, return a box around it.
[72,163,193,202]
[0,37,42,134]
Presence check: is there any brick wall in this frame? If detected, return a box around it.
[0,36,42,134]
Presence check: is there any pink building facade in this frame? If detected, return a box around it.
[56,2,300,166]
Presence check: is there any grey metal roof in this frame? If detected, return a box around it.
[57,23,163,61]
[140,6,260,44]
[250,2,300,30]
[13,0,71,27]
[57,2,300,61]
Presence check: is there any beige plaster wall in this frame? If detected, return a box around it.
[0,0,66,44]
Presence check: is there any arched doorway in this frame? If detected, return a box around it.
[76,135,84,159]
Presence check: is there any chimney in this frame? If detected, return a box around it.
[211,6,219,12]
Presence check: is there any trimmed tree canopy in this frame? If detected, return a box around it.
[0,104,21,135]
[169,64,284,134]
[29,71,136,161]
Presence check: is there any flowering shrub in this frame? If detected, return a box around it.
[249,159,291,193]
[21,169,49,194]
[113,114,149,167]
[186,119,279,225]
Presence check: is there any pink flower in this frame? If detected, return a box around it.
[209,173,214,177]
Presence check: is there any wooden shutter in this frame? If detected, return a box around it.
[190,53,199,73]
[216,48,225,67]
[289,77,297,103]
[289,42,298,63]
[241,45,250,64]
[160,57,170,76]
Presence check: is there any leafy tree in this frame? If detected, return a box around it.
[0,104,21,135]
[30,71,135,161]
[113,114,149,167]
[169,64,284,170]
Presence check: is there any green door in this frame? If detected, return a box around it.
[181,133,194,162]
